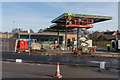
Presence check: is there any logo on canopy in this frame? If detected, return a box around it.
[68,12,72,20]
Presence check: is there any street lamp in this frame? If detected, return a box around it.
[116,30,119,40]
[28,30,31,55]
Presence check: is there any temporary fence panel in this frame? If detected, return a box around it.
[1,38,17,52]
[93,41,111,47]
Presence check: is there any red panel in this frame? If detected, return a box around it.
[75,47,78,52]
[24,41,29,49]
[66,18,94,28]
[67,24,93,28]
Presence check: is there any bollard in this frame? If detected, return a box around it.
[100,62,105,69]
[16,59,22,63]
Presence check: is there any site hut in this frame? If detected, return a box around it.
[50,13,112,52]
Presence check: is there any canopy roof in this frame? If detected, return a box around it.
[51,13,112,23]
[44,13,112,32]
[43,24,76,32]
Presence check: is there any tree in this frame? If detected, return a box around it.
[106,29,110,32]
[12,28,23,34]
[38,29,43,33]
[29,29,34,33]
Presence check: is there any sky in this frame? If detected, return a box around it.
[2,2,118,32]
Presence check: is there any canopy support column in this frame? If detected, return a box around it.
[18,33,20,39]
[65,28,67,49]
[77,28,79,51]
[57,30,60,44]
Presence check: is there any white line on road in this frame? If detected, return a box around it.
[2,61,54,67]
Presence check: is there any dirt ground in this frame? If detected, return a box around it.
[2,48,120,60]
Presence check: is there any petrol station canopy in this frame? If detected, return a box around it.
[43,24,75,32]
[43,13,112,32]
[51,13,112,23]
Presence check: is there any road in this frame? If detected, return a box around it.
[2,53,119,68]
[2,61,118,78]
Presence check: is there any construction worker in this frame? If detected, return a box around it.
[107,43,110,51]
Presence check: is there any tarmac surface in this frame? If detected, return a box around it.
[1,47,120,79]
[2,61,119,78]
[2,53,119,68]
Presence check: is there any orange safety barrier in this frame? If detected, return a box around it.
[94,47,96,52]
[78,51,81,55]
[24,41,29,50]
[72,47,74,51]
[75,47,78,52]
[89,47,92,52]
[90,51,93,54]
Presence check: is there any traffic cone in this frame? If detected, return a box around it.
[78,51,81,55]
[54,62,62,78]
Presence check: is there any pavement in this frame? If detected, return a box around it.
[2,61,119,78]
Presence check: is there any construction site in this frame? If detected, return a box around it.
[1,2,120,79]
[1,12,120,79]
[1,13,120,54]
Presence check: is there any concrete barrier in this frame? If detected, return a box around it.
[100,62,106,69]
[16,59,22,63]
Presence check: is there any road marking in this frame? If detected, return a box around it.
[2,61,12,64]
[90,61,106,63]
[2,61,54,67]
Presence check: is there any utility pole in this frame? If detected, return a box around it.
[13,21,15,27]
[77,28,79,50]
[7,31,9,39]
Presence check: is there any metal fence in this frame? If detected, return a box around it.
[0,38,17,52]
[93,41,111,47]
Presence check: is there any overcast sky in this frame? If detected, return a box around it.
[2,2,118,32]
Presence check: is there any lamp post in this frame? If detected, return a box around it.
[116,30,118,40]
[7,31,9,39]
[28,30,30,55]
